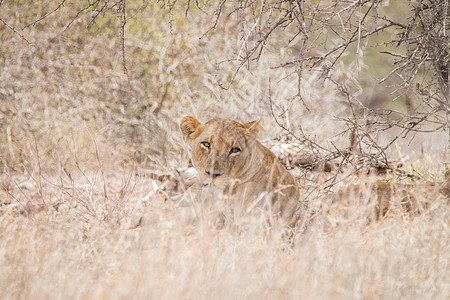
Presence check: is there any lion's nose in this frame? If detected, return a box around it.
[205,170,223,178]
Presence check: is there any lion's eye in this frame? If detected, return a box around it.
[201,141,211,149]
[230,147,241,154]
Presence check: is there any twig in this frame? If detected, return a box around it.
[120,0,130,83]
[87,126,109,220]
[267,79,331,154]
[220,11,291,89]
[200,0,227,39]
[22,0,67,29]
[396,3,435,46]
[324,164,365,190]
[59,1,99,34]
[277,22,404,69]
[0,18,36,47]
[195,0,208,14]
[88,1,108,28]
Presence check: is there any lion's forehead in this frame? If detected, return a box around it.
[199,120,247,147]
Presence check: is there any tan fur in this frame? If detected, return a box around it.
[180,116,300,223]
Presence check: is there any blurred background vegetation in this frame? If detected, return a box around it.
[0,0,448,175]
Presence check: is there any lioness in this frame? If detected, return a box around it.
[180,116,300,224]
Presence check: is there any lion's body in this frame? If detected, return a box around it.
[180,116,299,223]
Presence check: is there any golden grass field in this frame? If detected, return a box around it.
[0,1,449,299]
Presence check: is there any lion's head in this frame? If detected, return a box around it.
[180,116,260,182]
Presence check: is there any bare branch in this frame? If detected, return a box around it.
[220,10,291,89]
[200,0,227,39]
[0,18,37,47]
[22,0,68,30]
[120,0,130,83]
[278,22,404,69]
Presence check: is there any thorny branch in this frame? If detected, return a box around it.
[217,0,449,187]
[5,0,449,188]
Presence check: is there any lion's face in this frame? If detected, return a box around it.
[180,116,260,181]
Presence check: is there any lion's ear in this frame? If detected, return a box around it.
[243,120,260,140]
[180,116,202,140]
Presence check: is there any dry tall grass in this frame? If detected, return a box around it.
[0,1,449,299]
[1,168,448,299]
